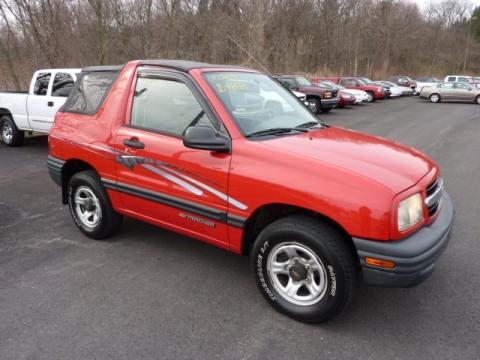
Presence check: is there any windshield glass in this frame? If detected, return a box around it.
[204,72,321,137]
[383,81,397,87]
[356,78,367,85]
[360,77,373,84]
[295,76,312,87]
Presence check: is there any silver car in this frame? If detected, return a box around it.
[420,82,480,104]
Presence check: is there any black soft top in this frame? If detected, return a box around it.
[82,60,247,74]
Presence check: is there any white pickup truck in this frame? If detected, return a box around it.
[0,68,80,146]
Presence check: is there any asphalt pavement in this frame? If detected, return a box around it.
[1,96,479,359]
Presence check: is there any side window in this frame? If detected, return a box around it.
[455,83,469,89]
[447,77,456,82]
[34,72,51,96]
[458,77,469,83]
[443,83,455,89]
[52,73,75,97]
[131,77,215,137]
[63,71,117,114]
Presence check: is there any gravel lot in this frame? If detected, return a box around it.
[1,96,479,359]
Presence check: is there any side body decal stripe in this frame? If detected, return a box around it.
[102,178,247,228]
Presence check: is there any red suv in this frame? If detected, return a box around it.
[314,77,386,102]
[48,60,454,323]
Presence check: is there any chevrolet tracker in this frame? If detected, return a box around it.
[48,60,454,323]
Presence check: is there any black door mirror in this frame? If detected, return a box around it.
[183,126,230,153]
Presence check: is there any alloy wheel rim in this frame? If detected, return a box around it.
[267,242,328,306]
[431,94,439,103]
[367,93,373,102]
[74,186,102,229]
[2,122,13,143]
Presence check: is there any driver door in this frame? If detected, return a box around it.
[113,70,232,248]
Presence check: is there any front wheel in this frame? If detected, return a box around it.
[475,95,480,105]
[320,108,332,113]
[68,170,123,239]
[307,98,321,114]
[251,216,356,323]
[429,93,441,103]
[1,115,24,146]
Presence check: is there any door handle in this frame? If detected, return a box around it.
[123,137,145,149]
[47,101,54,107]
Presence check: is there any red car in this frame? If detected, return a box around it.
[314,77,386,102]
[48,60,454,323]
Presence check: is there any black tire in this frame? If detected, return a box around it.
[308,98,321,114]
[366,91,375,103]
[251,216,356,323]
[429,93,441,103]
[1,114,24,146]
[475,95,480,105]
[68,170,122,240]
[320,108,332,113]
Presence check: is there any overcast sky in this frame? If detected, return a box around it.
[412,0,480,12]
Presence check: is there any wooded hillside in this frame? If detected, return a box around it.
[1,0,479,89]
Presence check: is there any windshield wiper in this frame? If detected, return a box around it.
[295,121,321,129]
[246,127,310,138]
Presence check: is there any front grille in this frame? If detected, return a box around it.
[425,177,443,217]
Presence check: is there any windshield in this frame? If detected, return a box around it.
[383,81,397,87]
[360,77,373,84]
[204,72,321,137]
[295,76,312,87]
[356,78,367,85]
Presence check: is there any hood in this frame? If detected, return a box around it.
[263,127,435,194]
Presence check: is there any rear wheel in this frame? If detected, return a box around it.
[366,91,375,103]
[429,93,441,103]
[68,170,123,239]
[251,216,356,323]
[1,115,24,146]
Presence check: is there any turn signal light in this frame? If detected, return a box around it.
[365,257,396,269]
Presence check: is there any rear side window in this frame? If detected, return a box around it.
[62,71,117,114]
[52,73,75,97]
[447,77,456,82]
[34,72,51,96]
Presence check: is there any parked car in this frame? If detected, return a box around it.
[275,75,340,113]
[420,82,480,104]
[313,77,385,102]
[389,76,417,94]
[444,75,480,88]
[0,68,79,146]
[415,77,441,93]
[379,81,414,96]
[318,81,369,104]
[315,82,356,107]
[48,60,454,323]
[373,81,402,97]
[355,77,391,98]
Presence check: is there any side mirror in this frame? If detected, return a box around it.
[183,126,230,153]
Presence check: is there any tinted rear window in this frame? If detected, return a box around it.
[62,71,118,114]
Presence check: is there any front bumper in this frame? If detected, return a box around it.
[321,97,340,108]
[353,192,454,288]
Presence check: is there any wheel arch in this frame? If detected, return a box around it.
[241,203,358,266]
[0,108,12,118]
[61,159,98,204]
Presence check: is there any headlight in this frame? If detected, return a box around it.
[397,193,424,231]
